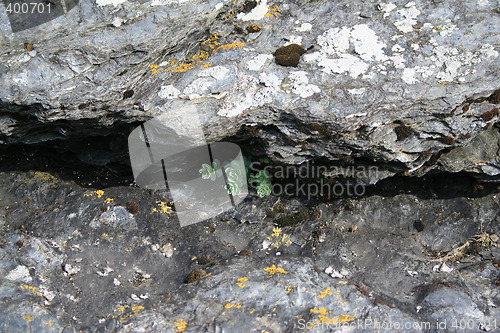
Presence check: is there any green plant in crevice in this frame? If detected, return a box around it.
[223,159,246,195]
[199,159,222,181]
[250,169,272,198]
[199,156,273,197]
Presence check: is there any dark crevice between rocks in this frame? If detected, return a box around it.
[0,125,499,203]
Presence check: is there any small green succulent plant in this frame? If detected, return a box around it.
[199,156,272,197]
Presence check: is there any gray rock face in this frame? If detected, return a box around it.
[0,0,499,332]
[0,0,498,183]
[0,171,499,332]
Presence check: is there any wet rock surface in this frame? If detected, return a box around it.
[0,0,499,332]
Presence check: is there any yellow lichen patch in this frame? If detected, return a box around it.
[103,198,114,203]
[317,287,333,299]
[267,228,292,249]
[214,42,245,52]
[310,307,332,315]
[333,291,340,295]
[131,305,144,314]
[85,190,105,198]
[263,264,288,278]
[25,43,33,51]
[20,285,43,297]
[116,305,126,312]
[264,5,279,17]
[152,202,173,214]
[150,64,160,74]
[156,34,244,75]
[236,276,248,288]
[174,319,188,332]
[200,62,213,68]
[224,303,242,309]
[21,315,34,322]
[170,63,196,73]
[285,285,294,294]
[316,314,355,325]
[45,321,53,327]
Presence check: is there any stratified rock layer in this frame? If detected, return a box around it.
[0,0,499,183]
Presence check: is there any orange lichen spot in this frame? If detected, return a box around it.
[317,287,333,299]
[215,42,245,52]
[131,306,144,314]
[224,303,242,309]
[171,63,196,73]
[152,202,173,214]
[150,64,160,75]
[25,43,33,51]
[317,314,355,325]
[190,50,211,62]
[264,5,279,17]
[85,190,105,198]
[236,276,248,288]
[310,307,332,315]
[263,264,288,278]
[174,319,188,332]
[103,198,114,203]
[21,315,34,322]
[116,305,126,312]
[200,62,214,68]
[20,285,43,297]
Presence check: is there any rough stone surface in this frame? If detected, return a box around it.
[0,171,498,332]
[0,0,498,184]
[0,0,499,332]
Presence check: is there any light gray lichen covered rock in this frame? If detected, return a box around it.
[0,0,498,183]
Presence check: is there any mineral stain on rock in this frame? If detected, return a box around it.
[274,44,306,67]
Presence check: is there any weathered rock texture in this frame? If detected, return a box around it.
[0,171,499,332]
[0,0,499,332]
[0,0,499,183]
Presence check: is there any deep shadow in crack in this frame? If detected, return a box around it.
[0,128,499,200]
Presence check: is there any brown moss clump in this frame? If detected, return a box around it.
[184,269,207,283]
[274,44,306,67]
[394,124,416,141]
[126,201,140,215]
